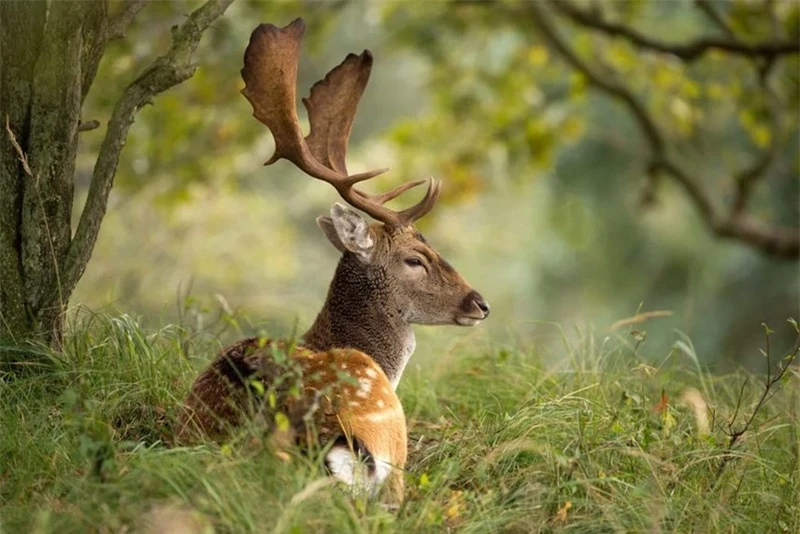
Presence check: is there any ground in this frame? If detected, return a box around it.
[1,314,798,533]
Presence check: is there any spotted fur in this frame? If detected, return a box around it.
[177,338,407,503]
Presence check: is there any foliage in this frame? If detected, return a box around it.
[381,0,799,256]
[25,1,793,366]
[1,314,798,532]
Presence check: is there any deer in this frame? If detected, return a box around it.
[176,18,490,505]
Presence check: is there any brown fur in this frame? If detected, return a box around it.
[304,223,487,383]
[178,220,486,506]
[180,18,489,506]
[177,338,407,502]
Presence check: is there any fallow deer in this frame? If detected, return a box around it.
[177,18,489,504]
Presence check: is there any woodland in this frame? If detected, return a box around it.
[1,1,798,532]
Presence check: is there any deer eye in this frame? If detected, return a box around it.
[404,258,424,268]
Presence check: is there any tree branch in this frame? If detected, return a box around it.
[78,120,101,133]
[693,0,736,40]
[105,0,149,41]
[550,0,799,63]
[715,216,799,258]
[528,3,710,211]
[54,0,234,306]
[80,0,109,106]
[528,1,800,258]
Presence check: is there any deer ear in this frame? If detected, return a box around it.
[317,203,375,260]
[316,216,347,253]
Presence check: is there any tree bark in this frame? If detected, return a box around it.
[0,1,46,348]
[1,0,233,359]
[21,1,93,345]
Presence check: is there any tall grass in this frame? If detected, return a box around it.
[1,314,798,533]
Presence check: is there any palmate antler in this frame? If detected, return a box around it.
[241,18,440,228]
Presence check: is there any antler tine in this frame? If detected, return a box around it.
[395,178,442,226]
[354,179,426,205]
[242,18,442,228]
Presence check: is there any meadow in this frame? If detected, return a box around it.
[2,312,797,533]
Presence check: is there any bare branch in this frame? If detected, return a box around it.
[714,216,799,258]
[714,326,800,481]
[528,2,800,258]
[52,0,234,307]
[551,0,799,62]
[78,120,101,133]
[106,0,149,41]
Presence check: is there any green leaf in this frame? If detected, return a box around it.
[275,412,290,433]
[248,379,265,397]
[419,473,431,489]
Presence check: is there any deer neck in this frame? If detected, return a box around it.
[302,253,416,387]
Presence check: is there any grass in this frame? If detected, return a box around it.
[1,313,798,533]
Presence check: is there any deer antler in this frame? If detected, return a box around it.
[241,18,441,228]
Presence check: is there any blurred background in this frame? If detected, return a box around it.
[72,0,799,369]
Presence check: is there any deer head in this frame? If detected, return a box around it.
[241,19,489,381]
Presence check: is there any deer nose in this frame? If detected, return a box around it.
[468,291,490,318]
[475,298,490,317]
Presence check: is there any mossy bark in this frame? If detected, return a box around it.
[0,0,233,359]
[0,1,48,350]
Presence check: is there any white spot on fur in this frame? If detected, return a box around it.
[365,368,377,378]
[377,399,385,408]
[364,409,398,422]
[348,401,360,407]
[340,363,348,370]
[356,377,372,398]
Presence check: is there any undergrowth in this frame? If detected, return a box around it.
[1,314,798,533]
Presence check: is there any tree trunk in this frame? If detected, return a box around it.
[0,1,48,352]
[0,0,233,362]
[1,1,106,352]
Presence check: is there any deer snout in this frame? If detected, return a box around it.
[470,291,490,318]
[456,291,490,326]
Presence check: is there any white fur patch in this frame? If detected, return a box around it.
[326,446,358,487]
[377,399,385,408]
[326,446,392,498]
[372,455,394,487]
[365,368,378,378]
[391,330,417,389]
